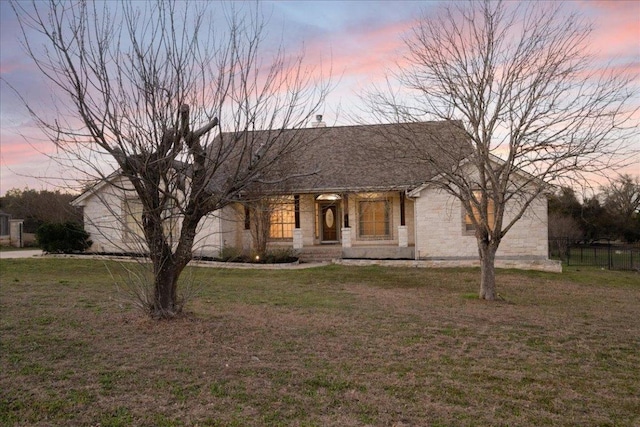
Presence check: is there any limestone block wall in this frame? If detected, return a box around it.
[299,194,316,246]
[78,177,238,257]
[79,178,134,253]
[194,204,249,257]
[414,187,549,260]
[193,213,222,257]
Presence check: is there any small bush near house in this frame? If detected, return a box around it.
[36,222,92,253]
[260,247,298,264]
[215,245,246,262]
[213,246,298,263]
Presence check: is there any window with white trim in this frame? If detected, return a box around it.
[464,191,495,231]
[358,196,391,239]
[269,198,295,240]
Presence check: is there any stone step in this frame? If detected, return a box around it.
[297,246,342,263]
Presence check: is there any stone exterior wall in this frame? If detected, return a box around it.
[77,179,549,266]
[78,177,232,257]
[299,194,316,246]
[413,186,549,260]
[192,213,222,258]
[79,177,134,253]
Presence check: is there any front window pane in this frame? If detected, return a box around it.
[359,199,390,238]
[465,191,495,231]
[269,201,295,239]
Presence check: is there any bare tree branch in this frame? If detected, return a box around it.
[11,0,331,318]
[364,0,638,300]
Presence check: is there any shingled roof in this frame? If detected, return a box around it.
[74,121,469,203]
[216,120,469,195]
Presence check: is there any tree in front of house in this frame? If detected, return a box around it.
[12,0,330,318]
[366,0,638,299]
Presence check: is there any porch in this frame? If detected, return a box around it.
[297,244,415,263]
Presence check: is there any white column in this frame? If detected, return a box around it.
[293,228,303,249]
[341,227,352,248]
[398,225,408,248]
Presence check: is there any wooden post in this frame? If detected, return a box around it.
[399,191,406,226]
[294,195,300,229]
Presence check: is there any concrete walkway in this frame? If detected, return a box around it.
[0,249,44,259]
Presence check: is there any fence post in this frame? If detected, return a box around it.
[608,241,612,270]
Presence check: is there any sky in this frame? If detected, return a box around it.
[0,0,639,196]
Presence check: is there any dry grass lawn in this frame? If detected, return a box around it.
[1,258,639,426]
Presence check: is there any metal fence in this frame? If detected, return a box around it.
[549,239,640,271]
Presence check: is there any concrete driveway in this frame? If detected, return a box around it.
[0,249,43,259]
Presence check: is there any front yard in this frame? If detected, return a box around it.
[0,259,638,426]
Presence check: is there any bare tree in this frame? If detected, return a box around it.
[602,174,640,220]
[548,213,583,260]
[365,0,638,299]
[601,174,640,242]
[11,0,330,318]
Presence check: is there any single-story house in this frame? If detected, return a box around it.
[71,120,560,271]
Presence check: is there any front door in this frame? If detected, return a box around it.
[321,204,338,242]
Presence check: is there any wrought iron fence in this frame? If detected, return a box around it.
[550,239,640,271]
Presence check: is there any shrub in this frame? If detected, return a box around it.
[261,248,298,264]
[216,245,246,262]
[214,246,298,263]
[36,222,92,254]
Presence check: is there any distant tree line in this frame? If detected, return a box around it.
[0,188,82,233]
[549,174,640,244]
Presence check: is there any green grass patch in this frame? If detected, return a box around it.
[0,258,638,426]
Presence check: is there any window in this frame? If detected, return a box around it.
[123,198,144,240]
[358,198,391,239]
[123,197,177,241]
[269,199,295,239]
[464,191,495,231]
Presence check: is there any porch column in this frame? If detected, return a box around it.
[398,191,408,247]
[342,194,349,228]
[399,191,406,226]
[293,195,303,249]
[242,206,252,252]
[398,226,408,248]
[294,195,301,228]
[341,227,352,248]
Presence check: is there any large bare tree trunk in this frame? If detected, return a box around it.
[12,1,331,319]
[478,240,498,300]
[153,261,179,317]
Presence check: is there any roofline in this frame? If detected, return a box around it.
[407,155,550,198]
[252,185,418,197]
[71,171,122,207]
[217,119,464,136]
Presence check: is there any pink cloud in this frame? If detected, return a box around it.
[299,20,413,83]
[574,0,640,58]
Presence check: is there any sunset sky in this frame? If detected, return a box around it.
[1,0,638,196]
